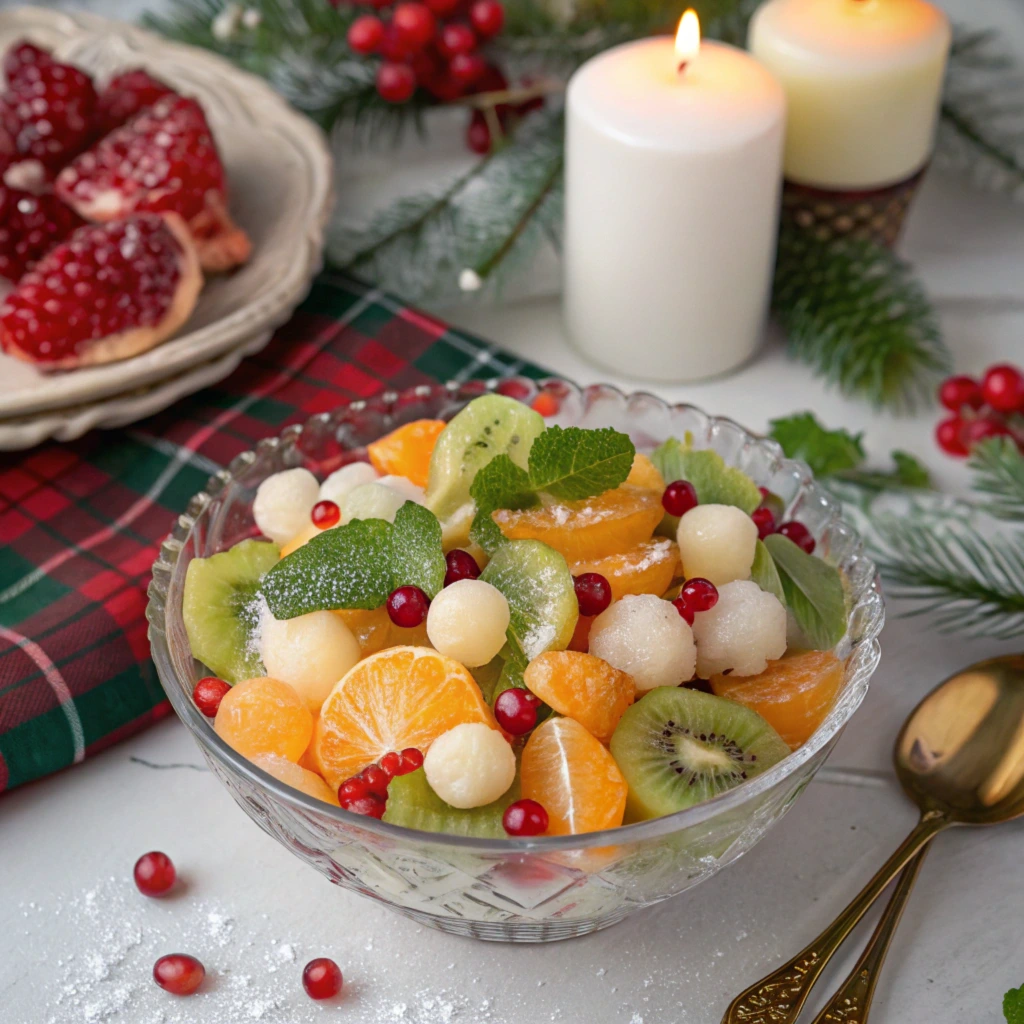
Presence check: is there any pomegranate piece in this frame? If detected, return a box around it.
[95,68,176,137]
[56,95,250,272]
[3,40,53,88]
[0,185,84,281]
[0,211,202,370]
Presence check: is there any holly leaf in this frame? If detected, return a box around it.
[1004,984,1024,1024]
[527,425,635,499]
[769,413,866,477]
[891,450,931,489]
[751,539,786,606]
[391,501,446,598]
[764,533,847,650]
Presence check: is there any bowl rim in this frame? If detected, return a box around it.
[146,378,884,852]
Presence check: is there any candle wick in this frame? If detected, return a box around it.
[677,60,689,75]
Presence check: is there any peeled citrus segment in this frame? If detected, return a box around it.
[335,607,392,656]
[710,649,845,749]
[524,651,634,743]
[492,486,663,563]
[520,717,627,835]
[214,677,313,762]
[368,419,446,488]
[281,521,329,559]
[314,646,494,790]
[626,453,665,492]
[251,752,339,806]
[570,538,680,603]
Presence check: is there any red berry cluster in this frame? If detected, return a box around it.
[338,747,424,817]
[749,488,815,554]
[935,364,1024,458]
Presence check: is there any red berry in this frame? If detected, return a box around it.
[662,480,698,517]
[750,506,776,540]
[681,577,718,613]
[450,53,486,87]
[469,0,505,37]
[345,794,386,818]
[153,954,204,996]
[134,851,176,896]
[503,799,548,836]
[348,15,385,54]
[962,417,1011,448]
[938,374,983,413]
[531,392,559,417]
[379,24,416,61]
[671,595,695,625]
[303,957,343,1000]
[438,23,477,58]
[3,41,53,89]
[193,676,231,717]
[311,499,341,529]
[95,68,176,136]
[392,3,436,51]
[426,0,462,12]
[444,548,481,586]
[0,186,85,283]
[379,751,403,778]
[338,776,369,804]
[494,687,540,735]
[981,364,1024,414]
[399,747,424,772]
[376,62,417,103]
[386,585,429,627]
[777,521,816,554]
[935,416,968,457]
[465,110,492,154]
[573,572,612,617]
[361,764,391,798]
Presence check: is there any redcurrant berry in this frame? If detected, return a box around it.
[935,416,968,457]
[938,374,983,412]
[399,747,424,772]
[134,851,176,896]
[662,480,698,517]
[379,751,403,778]
[450,53,486,86]
[681,577,718,613]
[777,521,815,554]
[494,687,540,735]
[469,0,505,37]
[426,0,461,13]
[311,499,341,529]
[503,799,548,836]
[192,677,230,717]
[444,548,481,587]
[347,15,384,55]
[303,957,343,1000]
[671,595,695,625]
[982,364,1024,414]
[573,572,612,617]
[386,585,429,627]
[153,954,205,996]
[361,764,391,798]
[392,3,436,51]
[376,62,417,103]
[751,506,776,540]
[438,23,476,58]
[962,417,1011,448]
[466,110,492,154]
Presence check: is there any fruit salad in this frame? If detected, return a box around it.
[183,393,850,839]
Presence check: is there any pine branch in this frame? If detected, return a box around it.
[968,437,1024,521]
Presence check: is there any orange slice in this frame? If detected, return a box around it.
[570,538,680,602]
[214,677,312,762]
[492,486,663,563]
[710,649,846,749]
[314,646,494,790]
[625,452,665,492]
[520,717,627,835]
[367,419,446,488]
[251,753,340,806]
[524,651,634,743]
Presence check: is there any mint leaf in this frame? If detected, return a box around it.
[1004,984,1024,1024]
[469,454,537,553]
[764,533,846,650]
[751,539,786,606]
[261,518,393,618]
[391,501,445,598]
[769,413,866,477]
[527,426,635,500]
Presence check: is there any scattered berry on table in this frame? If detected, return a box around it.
[494,687,540,735]
[981,364,1024,414]
[751,506,776,540]
[573,571,612,617]
[503,799,549,836]
[661,479,698,518]
[426,578,510,667]
[424,722,516,808]
[302,957,344,1000]
[444,548,481,586]
[192,676,231,718]
[387,585,430,628]
[134,851,176,896]
[938,374,983,412]
[311,499,341,529]
[776,521,815,555]
[153,953,205,996]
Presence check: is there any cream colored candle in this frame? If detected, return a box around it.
[563,15,786,381]
[749,0,950,189]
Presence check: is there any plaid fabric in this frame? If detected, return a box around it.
[0,273,549,794]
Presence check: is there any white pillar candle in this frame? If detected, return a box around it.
[749,0,950,189]
[563,16,785,382]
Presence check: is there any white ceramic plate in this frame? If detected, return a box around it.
[0,5,333,441]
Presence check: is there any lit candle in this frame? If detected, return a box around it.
[563,13,786,382]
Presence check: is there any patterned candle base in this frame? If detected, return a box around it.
[780,168,926,248]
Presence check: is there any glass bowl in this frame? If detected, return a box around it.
[146,378,884,943]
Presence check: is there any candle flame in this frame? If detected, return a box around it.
[675,9,700,67]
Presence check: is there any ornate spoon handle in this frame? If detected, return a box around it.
[720,809,948,1024]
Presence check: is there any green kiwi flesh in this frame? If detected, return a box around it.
[383,768,520,838]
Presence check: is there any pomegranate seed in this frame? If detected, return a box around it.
[379,751,403,778]
[153,954,205,995]
[573,572,612,617]
[399,747,424,772]
[671,595,695,625]
[963,417,1011,448]
[935,416,968,457]
[662,480,698,517]
[392,3,436,50]
[3,41,53,88]
[133,851,176,896]
[444,549,481,586]
[376,62,417,103]
[311,499,341,529]
[348,14,385,54]
[387,585,430,627]
[338,776,369,803]
[361,764,391,797]
[192,676,231,717]
[344,794,386,819]
[982,364,1024,414]
[938,374,984,412]
[302,957,343,1000]
[470,0,505,37]
[503,799,548,836]
[494,688,540,735]
[0,187,85,283]
[681,577,718,613]
[531,392,559,417]
[751,507,776,540]
[438,23,477,57]
[95,68,175,136]
[777,521,816,554]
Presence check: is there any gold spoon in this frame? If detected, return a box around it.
[721,654,1024,1024]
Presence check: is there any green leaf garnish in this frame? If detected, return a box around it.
[769,413,866,477]
[764,533,846,650]
[651,439,761,515]
[751,539,786,606]
[469,454,538,553]
[390,500,446,598]
[891,450,931,489]
[1004,983,1024,1024]
[527,425,635,499]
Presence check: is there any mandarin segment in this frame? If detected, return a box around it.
[214,677,313,762]
[570,538,680,602]
[520,717,627,835]
[367,419,446,488]
[625,452,665,492]
[335,607,393,656]
[251,752,340,806]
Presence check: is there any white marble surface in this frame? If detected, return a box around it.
[3,1,1024,1022]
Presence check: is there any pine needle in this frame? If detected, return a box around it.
[969,437,1024,521]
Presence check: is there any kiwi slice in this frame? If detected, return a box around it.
[609,687,789,821]
[383,768,520,838]
[425,394,544,519]
[182,539,279,684]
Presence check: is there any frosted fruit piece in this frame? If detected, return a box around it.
[335,606,392,656]
[589,594,695,692]
[711,649,845,749]
[378,475,427,506]
[258,609,362,713]
[341,482,405,524]
[426,579,510,667]
[253,468,320,545]
[570,538,680,603]
[625,452,665,492]
[692,580,787,678]
[423,722,516,808]
[251,752,340,806]
[319,461,379,506]
[524,650,634,743]
[368,419,446,488]
[676,503,758,587]
[214,677,313,761]
[520,717,627,835]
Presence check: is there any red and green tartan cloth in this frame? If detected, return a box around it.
[0,273,549,794]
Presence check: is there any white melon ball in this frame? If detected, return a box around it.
[259,609,362,712]
[319,461,379,506]
[676,503,758,587]
[426,579,510,667]
[253,468,319,545]
[378,475,427,506]
[424,722,515,808]
[341,482,406,524]
[589,594,695,692]
[692,580,787,678]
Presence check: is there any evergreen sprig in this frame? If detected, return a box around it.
[968,437,1024,521]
